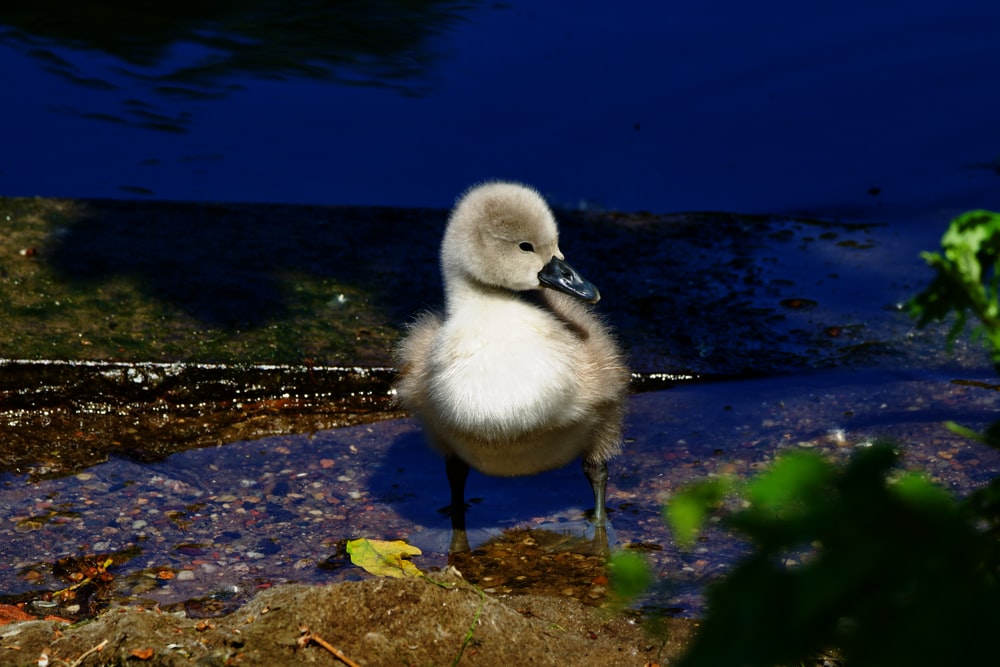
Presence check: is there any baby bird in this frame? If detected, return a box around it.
[394,181,628,551]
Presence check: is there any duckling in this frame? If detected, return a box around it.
[394,181,628,552]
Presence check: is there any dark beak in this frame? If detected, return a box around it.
[538,256,601,304]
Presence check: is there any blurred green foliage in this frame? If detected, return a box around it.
[663,445,1000,666]
[613,210,1000,665]
[608,551,653,603]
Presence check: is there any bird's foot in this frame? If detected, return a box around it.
[527,519,616,556]
[406,525,502,554]
[449,527,471,553]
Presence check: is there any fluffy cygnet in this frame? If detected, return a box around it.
[394,181,628,551]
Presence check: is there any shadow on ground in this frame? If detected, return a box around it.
[3,197,940,374]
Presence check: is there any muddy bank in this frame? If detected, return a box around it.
[0,570,696,666]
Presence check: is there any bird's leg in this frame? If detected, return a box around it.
[583,458,611,554]
[583,458,609,525]
[446,456,471,553]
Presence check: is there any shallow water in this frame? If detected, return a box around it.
[3,366,999,617]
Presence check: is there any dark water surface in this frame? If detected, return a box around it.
[2,0,999,217]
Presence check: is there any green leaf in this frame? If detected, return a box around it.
[609,551,653,602]
[665,479,729,548]
[891,471,955,514]
[908,210,1000,360]
[346,538,423,578]
[745,451,830,511]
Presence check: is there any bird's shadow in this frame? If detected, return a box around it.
[368,430,601,553]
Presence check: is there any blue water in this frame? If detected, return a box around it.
[2,0,999,217]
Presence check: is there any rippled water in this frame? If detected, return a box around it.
[3,367,1000,617]
[2,0,999,216]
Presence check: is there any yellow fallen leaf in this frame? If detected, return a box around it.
[346,538,423,578]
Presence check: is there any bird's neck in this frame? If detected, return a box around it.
[443,272,522,314]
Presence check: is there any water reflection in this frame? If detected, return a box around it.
[2,1,999,211]
[0,0,473,132]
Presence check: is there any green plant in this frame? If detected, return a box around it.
[610,210,1000,666]
[661,444,999,666]
[908,209,1000,446]
[909,209,1000,360]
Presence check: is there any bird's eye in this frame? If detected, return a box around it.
[518,242,534,252]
